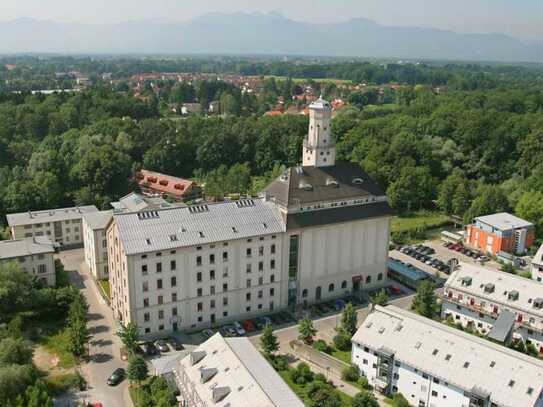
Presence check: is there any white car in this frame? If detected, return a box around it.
[233,321,246,336]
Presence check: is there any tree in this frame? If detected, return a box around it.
[333,332,351,351]
[298,316,317,344]
[386,166,437,212]
[351,391,379,407]
[260,324,279,356]
[67,318,89,357]
[464,184,509,224]
[371,289,389,306]
[340,302,358,337]
[289,362,314,385]
[515,191,543,236]
[128,355,148,383]
[341,365,360,382]
[117,322,140,354]
[306,381,342,407]
[412,281,438,318]
[0,337,33,366]
[0,263,34,323]
[15,380,53,407]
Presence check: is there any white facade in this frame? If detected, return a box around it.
[6,205,98,249]
[82,211,112,280]
[302,97,336,167]
[0,237,56,286]
[442,263,543,352]
[352,305,543,407]
[532,243,543,282]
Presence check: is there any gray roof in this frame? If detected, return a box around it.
[0,237,55,259]
[114,198,285,255]
[264,162,387,208]
[110,192,179,213]
[353,306,543,407]
[488,309,515,343]
[82,210,113,230]
[6,205,98,227]
[476,212,533,231]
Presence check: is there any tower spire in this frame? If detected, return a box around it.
[302,97,335,167]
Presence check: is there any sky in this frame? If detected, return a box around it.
[2,0,543,41]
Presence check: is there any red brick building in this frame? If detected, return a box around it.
[136,170,200,201]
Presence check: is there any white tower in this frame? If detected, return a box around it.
[302,96,335,167]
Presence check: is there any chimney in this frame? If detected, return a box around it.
[28,210,33,219]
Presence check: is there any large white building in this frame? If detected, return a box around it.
[6,205,98,249]
[0,237,56,286]
[174,333,304,407]
[532,243,543,282]
[82,210,113,280]
[107,97,393,336]
[352,305,543,407]
[442,263,543,351]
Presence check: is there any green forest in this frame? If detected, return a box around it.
[1,58,543,243]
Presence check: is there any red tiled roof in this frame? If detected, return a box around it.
[265,111,283,117]
[137,170,195,198]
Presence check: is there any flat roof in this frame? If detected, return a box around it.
[6,205,98,227]
[177,333,304,407]
[445,262,543,319]
[113,198,285,255]
[353,305,543,407]
[475,212,533,231]
[387,258,429,281]
[487,309,515,343]
[82,210,113,230]
[0,237,55,259]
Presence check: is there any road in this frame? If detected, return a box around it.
[56,249,132,407]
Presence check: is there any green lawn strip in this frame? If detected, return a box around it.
[391,211,451,234]
[41,329,77,369]
[383,397,395,405]
[98,279,111,300]
[329,347,351,364]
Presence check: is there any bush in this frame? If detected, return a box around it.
[313,339,330,353]
[289,362,314,385]
[392,393,410,407]
[358,376,372,390]
[314,373,327,382]
[333,332,351,351]
[341,365,360,382]
[270,355,288,371]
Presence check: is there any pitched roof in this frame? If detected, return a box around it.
[6,205,99,227]
[177,333,304,407]
[82,210,113,230]
[353,305,543,407]
[113,198,285,255]
[0,237,56,259]
[136,169,196,198]
[264,162,387,208]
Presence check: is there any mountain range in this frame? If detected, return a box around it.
[1,13,543,62]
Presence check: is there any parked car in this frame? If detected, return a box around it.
[141,342,158,355]
[233,321,246,336]
[388,285,403,295]
[167,338,184,351]
[221,326,237,337]
[334,299,346,311]
[202,329,215,339]
[107,368,125,386]
[154,340,169,353]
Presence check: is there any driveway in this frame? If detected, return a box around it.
[55,249,132,407]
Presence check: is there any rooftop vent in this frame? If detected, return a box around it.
[326,177,339,188]
[200,367,218,383]
[236,199,255,208]
[533,298,543,309]
[212,386,231,403]
[262,222,267,229]
[190,351,207,366]
[231,227,238,233]
[508,291,519,301]
[415,342,422,349]
[189,205,209,214]
[137,211,160,220]
[295,166,304,175]
[298,181,313,191]
[174,183,185,191]
[199,231,205,238]
[460,276,472,287]
[483,283,495,294]
[352,177,364,185]
[280,171,289,182]
[169,235,178,242]
[145,238,151,245]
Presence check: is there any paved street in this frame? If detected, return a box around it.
[56,249,132,407]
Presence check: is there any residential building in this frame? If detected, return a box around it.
[110,192,181,214]
[465,212,535,255]
[181,103,202,115]
[108,97,393,336]
[442,263,543,351]
[174,333,304,407]
[0,237,56,286]
[135,169,200,201]
[532,243,543,282]
[352,305,543,407]
[82,210,113,280]
[6,205,98,249]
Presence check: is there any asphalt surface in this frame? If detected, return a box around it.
[55,249,132,407]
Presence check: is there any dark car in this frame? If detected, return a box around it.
[107,368,125,386]
[167,338,184,351]
[141,342,158,355]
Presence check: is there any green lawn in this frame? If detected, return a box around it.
[330,348,351,365]
[98,279,111,301]
[41,329,77,369]
[391,211,451,234]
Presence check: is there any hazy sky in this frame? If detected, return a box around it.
[2,0,543,40]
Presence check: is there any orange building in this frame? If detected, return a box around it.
[465,212,535,255]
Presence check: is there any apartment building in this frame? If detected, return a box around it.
[6,205,98,249]
[352,305,543,407]
[442,263,543,351]
[82,210,113,280]
[532,243,543,282]
[465,212,535,255]
[0,237,56,286]
[174,333,304,407]
[108,97,393,336]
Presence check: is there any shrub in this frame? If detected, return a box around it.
[341,365,360,382]
[270,355,288,371]
[289,362,314,385]
[392,393,410,407]
[333,332,351,351]
[313,339,330,353]
[358,376,372,390]
[314,373,327,382]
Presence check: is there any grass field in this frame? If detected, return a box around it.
[41,329,77,369]
[330,347,351,365]
[391,211,451,234]
[364,103,400,112]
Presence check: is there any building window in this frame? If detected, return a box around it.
[156,262,162,273]
[197,288,203,297]
[259,276,264,285]
[171,276,176,287]
[145,328,150,334]
[196,256,202,266]
[157,279,163,290]
[289,235,299,280]
[158,310,164,319]
[329,283,334,292]
[258,290,263,299]
[259,246,264,256]
[270,274,275,283]
[246,306,251,312]
[341,280,347,289]
[246,293,251,301]
[142,265,148,275]
[223,252,228,261]
[143,298,149,307]
[302,289,308,298]
[259,261,264,271]
[210,270,215,280]
[270,259,275,269]
[144,313,150,322]
[270,288,275,296]
[271,244,276,254]
[223,311,228,317]
[210,285,215,295]
[142,281,149,292]
[246,248,252,258]
[377,273,383,281]
[246,279,251,288]
[158,295,163,305]
[210,299,216,309]
[366,276,372,284]
[223,296,228,306]
[246,264,252,273]
[172,293,177,302]
[172,307,177,316]
[210,254,215,264]
[170,260,176,271]
[223,283,228,291]
[197,272,202,282]
[197,302,203,312]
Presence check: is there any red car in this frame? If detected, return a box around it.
[389,286,402,295]
[242,319,256,332]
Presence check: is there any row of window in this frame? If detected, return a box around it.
[23,219,80,229]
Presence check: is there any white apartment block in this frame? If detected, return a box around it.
[173,333,304,407]
[0,237,56,286]
[442,263,543,351]
[352,305,543,407]
[108,97,393,336]
[82,210,113,280]
[6,205,98,249]
[532,243,543,282]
